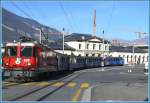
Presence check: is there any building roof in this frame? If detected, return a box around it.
[58,33,110,44]
[48,42,75,50]
[110,46,147,53]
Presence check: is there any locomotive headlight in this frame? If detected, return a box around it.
[27,62,31,66]
[6,63,9,65]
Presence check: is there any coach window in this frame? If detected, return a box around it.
[79,44,81,49]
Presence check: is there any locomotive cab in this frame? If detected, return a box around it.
[2,42,39,79]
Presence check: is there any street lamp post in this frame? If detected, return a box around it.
[128,37,135,73]
[62,28,65,54]
[102,30,105,70]
[102,30,105,59]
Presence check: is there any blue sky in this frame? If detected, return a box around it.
[1,1,149,40]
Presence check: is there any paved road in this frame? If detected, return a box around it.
[2,64,148,101]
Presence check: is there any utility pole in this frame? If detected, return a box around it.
[102,30,105,58]
[33,27,42,44]
[62,28,65,54]
[101,30,105,70]
[46,27,49,43]
[39,28,42,44]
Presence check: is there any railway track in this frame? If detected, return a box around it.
[8,72,81,101]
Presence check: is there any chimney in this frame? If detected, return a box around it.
[93,9,96,37]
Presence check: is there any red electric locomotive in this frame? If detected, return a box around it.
[2,38,60,81]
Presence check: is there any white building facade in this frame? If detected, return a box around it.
[55,37,110,57]
[54,33,148,64]
[109,52,148,64]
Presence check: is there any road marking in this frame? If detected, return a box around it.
[71,89,82,101]
[80,83,89,89]
[71,82,90,101]
[119,72,146,76]
[36,82,50,86]
[21,82,36,86]
[3,81,10,84]
[3,82,18,87]
[51,82,64,87]
[66,82,76,87]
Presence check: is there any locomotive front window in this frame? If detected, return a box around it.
[6,46,17,57]
[21,47,33,57]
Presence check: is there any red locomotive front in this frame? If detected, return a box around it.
[2,42,40,80]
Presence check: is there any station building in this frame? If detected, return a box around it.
[53,33,148,65]
[109,46,148,64]
[55,33,110,57]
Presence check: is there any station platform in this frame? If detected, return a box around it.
[82,82,148,101]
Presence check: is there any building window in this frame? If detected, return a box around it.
[98,54,101,57]
[86,54,88,57]
[79,44,81,49]
[143,56,145,63]
[123,55,125,58]
[99,44,101,50]
[93,44,96,50]
[92,54,95,56]
[138,56,141,64]
[87,44,89,49]
[135,55,137,62]
[105,46,107,51]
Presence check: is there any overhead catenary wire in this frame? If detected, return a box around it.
[65,5,80,32]
[59,1,76,32]
[105,1,115,35]
[11,1,34,20]
[11,1,51,42]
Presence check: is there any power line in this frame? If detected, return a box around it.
[23,2,37,20]
[10,1,50,42]
[105,1,115,35]
[59,1,76,32]
[66,6,80,32]
[11,1,34,20]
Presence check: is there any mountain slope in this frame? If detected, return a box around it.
[2,8,62,43]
